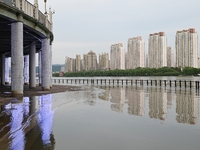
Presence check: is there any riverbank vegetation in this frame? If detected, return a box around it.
[53,67,200,77]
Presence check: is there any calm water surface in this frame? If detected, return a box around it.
[0,79,200,150]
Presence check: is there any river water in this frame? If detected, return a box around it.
[0,76,200,150]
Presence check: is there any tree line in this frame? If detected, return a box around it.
[53,67,200,77]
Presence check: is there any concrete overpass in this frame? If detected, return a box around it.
[0,0,54,96]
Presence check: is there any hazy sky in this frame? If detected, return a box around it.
[30,0,200,64]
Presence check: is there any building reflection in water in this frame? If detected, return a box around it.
[176,90,199,125]
[110,87,125,113]
[96,86,199,124]
[126,86,145,116]
[148,87,168,121]
[0,94,55,150]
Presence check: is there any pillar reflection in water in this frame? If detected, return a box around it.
[38,94,54,146]
[4,97,30,150]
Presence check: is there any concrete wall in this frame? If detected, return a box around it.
[0,0,12,6]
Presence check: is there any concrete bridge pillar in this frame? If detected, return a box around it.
[5,57,9,84]
[50,44,52,88]
[41,38,50,91]
[38,51,42,86]
[11,22,24,96]
[24,55,29,85]
[1,54,5,85]
[29,42,36,88]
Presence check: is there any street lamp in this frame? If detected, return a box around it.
[44,0,47,14]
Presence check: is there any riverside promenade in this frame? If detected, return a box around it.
[0,0,54,96]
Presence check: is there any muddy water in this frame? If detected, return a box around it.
[0,85,199,150]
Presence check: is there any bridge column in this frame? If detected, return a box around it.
[41,38,50,91]
[29,42,36,88]
[11,21,24,96]
[1,54,5,85]
[38,51,42,86]
[24,55,29,85]
[50,43,52,88]
[5,57,9,84]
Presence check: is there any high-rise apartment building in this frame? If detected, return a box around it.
[110,43,125,70]
[127,36,145,69]
[176,28,198,68]
[99,53,109,70]
[83,50,97,71]
[76,54,81,72]
[65,56,76,72]
[167,46,176,67]
[148,32,167,68]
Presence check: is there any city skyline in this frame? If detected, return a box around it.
[29,0,200,64]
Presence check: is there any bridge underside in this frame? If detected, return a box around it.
[0,16,44,57]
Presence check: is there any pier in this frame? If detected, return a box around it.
[50,78,200,89]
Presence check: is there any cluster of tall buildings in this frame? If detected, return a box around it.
[65,50,109,72]
[64,28,199,72]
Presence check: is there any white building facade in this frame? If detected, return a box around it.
[127,36,145,69]
[176,28,198,68]
[148,32,167,68]
[110,43,125,70]
[99,53,110,70]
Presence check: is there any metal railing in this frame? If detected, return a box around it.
[0,0,52,32]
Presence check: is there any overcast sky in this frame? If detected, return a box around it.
[30,0,200,64]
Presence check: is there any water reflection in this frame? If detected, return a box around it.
[97,86,199,125]
[176,90,199,125]
[0,94,55,150]
[110,87,125,113]
[126,87,145,116]
[148,88,168,120]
